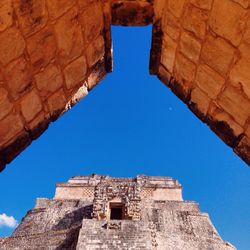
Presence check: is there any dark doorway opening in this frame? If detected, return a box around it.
[110,203,124,220]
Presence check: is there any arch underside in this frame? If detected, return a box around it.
[0,0,249,171]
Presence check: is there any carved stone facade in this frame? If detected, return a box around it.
[0,0,249,171]
[92,178,141,220]
[0,175,235,249]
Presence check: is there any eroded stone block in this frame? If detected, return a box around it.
[233,0,250,8]
[21,90,43,123]
[54,7,84,65]
[190,87,210,116]
[0,113,24,147]
[190,0,213,10]
[235,136,250,165]
[201,35,235,76]
[161,34,177,73]
[47,0,76,20]
[0,0,13,32]
[179,31,201,63]
[230,43,250,98]
[26,27,57,71]
[183,4,208,40]
[218,85,250,126]
[5,57,33,100]
[13,0,48,37]
[80,2,104,44]
[195,64,225,99]
[86,36,105,68]
[167,0,186,18]
[0,87,13,120]
[162,12,180,41]
[0,27,25,66]
[47,89,67,118]
[174,53,196,82]
[111,1,153,26]
[64,56,87,89]
[35,64,63,99]
[209,102,244,139]
[209,0,248,46]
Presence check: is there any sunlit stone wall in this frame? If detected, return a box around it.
[0,0,109,171]
[154,0,250,165]
[0,0,249,171]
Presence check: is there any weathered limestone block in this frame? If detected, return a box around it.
[161,34,177,73]
[25,111,47,140]
[78,0,97,9]
[34,64,63,99]
[80,2,104,44]
[190,0,213,10]
[20,90,43,123]
[167,0,186,18]
[86,36,105,68]
[190,87,210,116]
[208,103,244,141]
[201,35,235,76]
[47,89,67,119]
[111,0,153,26]
[5,57,33,100]
[46,0,76,20]
[235,136,250,165]
[174,53,196,83]
[0,113,24,147]
[233,0,250,8]
[0,87,13,120]
[209,0,248,46]
[195,64,225,99]
[13,0,48,37]
[0,70,4,83]
[230,43,250,98]
[0,0,14,32]
[154,0,166,18]
[218,85,250,127]
[26,26,57,72]
[0,27,25,66]
[183,4,208,40]
[54,7,84,66]
[179,31,202,63]
[162,11,180,41]
[64,56,88,90]
[85,60,107,90]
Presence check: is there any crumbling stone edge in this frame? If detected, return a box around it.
[157,65,250,166]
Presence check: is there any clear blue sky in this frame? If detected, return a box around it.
[0,26,249,249]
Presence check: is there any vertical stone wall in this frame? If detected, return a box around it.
[93,181,141,220]
[154,0,250,165]
[0,0,110,171]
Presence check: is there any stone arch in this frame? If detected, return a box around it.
[0,0,249,171]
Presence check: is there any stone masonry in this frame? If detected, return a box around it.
[0,0,249,171]
[0,174,235,250]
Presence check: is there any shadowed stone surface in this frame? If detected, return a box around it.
[0,175,235,250]
[0,0,249,170]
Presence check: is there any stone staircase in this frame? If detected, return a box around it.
[76,219,152,250]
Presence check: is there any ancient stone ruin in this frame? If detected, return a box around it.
[0,175,235,249]
[0,0,249,171]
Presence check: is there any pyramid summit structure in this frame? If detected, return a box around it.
[0,175,235,250]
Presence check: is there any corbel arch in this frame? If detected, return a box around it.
[0,0,249,171]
